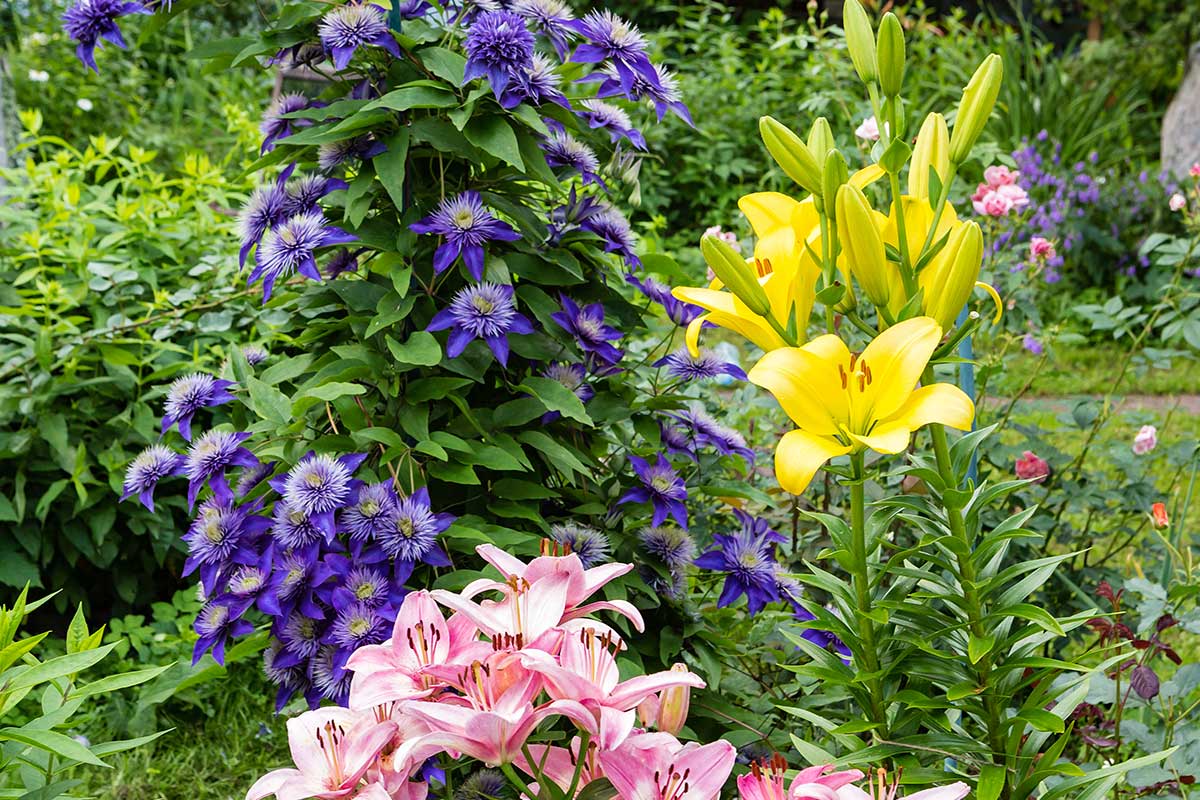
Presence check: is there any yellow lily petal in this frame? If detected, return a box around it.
[976,281,1003,324]
[748,344,847,436]
[850,163,886,189]
[739,192,803,238]
[855,316,943,425]
[774,429,852,495]
[848,425,912,455]
[674,287,786,353]
[685,314,707,357]
[878,382,976,434]
[800,332,852,365]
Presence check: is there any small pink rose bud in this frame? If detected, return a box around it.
[1170,193,1187,212]
[974,189,1014,217]
[1190,163,1200,178]
[855,116,881,142]
[1029,236,1056,261]
[1015,450,1050,483]
[656,663,693,735]
[983,164,1019,187]
[1132,425,1157,455]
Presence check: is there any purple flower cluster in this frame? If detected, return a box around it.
[410,191,521,280]
[618,454,688,529]
[694,510,785,614]
[62,0,151,73]
[122,377,457,708]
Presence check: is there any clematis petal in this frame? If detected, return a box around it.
[773,429,852,495]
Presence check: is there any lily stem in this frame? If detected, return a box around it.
[500,760,535,800]
[849,451,887,734]
[924,399,1009,793]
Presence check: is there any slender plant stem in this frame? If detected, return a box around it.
[849,451,886,732]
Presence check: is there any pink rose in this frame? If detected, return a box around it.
[1029,236,1056,261]
[996,182,1030,209]
[973,189,1014,217]
[1132,425,1157,455]
[1190,163,1200,178]
[1170,193,1187,212]
[983,165,1020,187]
[1015,450,1050,483]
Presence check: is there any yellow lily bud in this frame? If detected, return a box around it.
[876,13,905,98]
[807,117,835,163]
[909,112,949,199]
[760,116,823,197]
[836,184,891,309]
[920,220,983,329]
[657,664,693,735]
[701,234,771,317]
[949,54,1003,165]
[823,150,850,223]
[842,0,877,85]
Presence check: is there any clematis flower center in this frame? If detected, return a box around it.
[473,296,495,314]
[453,209,476,229]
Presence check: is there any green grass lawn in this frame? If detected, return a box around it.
[986,341,1199,397]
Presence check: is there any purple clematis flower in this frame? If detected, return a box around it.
[626,274,705,325]
[548,523,611,568]
[618,454,688,529]
[318,3,403,70]
[341,482,398,543]
[184,431,258,509]
[654,348,746,382]
[578,99,646,150]
[237,183,289,268]
[218,545,283,620]
[121,444,184,511]
[161,373,235,441]
[594,62,692,125]
[542,129,602,186]
[694,510,786,614]
[568,10,658,95]
[660,421,698,462]
[377,487,454,567]
[282,174,350,217]
[321,558,395,610]
[193,601,256,665]
[426,282,534,367]
[499,53,570,110]
[269,452,367,539]
[270,551,333,621]
[511,0,576,59]
[395,0,432,19]
[670,407,754,465]
[463,10,535,98]
[583,204,641,269]
[260,92,314,154]
[264,642,310,712]
[248,212,357,301]
[182,478,271,596]
[318,135,387,172]
[639,525,696,571]
[551,295,623,366]
[62,0,151,73]
[410,191,521,280]
[308,644,353,706]
[790,601,852,664]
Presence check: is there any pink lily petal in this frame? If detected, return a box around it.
[904,783,971,800]
[246,768,299,800]
[792,766,865,790]
[565,599,645,631]
[607,670,706,711]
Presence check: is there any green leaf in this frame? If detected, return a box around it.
[387,331,443,367]
[417,47,467,85]
[1019,709,1066,733]
[72,664,173,698]
[427,461,479,485]
[245,377,292,425]
[967,633,995,664]
[0,728,108,768]
[376,129,411,212]
[406,377,472,402]
[297,382,366,403]
[366,86,457,112]
[519,377,592,425]
[65,606,88,655]
[518,431,590,478]
[976,765,1006,800]
[464,116,523,169]
[8,643,117,692]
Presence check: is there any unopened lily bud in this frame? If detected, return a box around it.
[701,234,771,317]
[637,694,660,728]
[842,0,877,85]
[876,13,905,97]
[760,116,823,197]
[909,112,949,199]
[920,220,983,330]
[835,184,891,308]
[950,54,1003,164]
[657,664,693,735]
[807,117,835,164]
[822,150,850,223]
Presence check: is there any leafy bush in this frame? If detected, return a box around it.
[0,587,166,800]
[0,112,268,609]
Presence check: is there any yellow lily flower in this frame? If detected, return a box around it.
[672,165,886,355]
[747,316,974,494]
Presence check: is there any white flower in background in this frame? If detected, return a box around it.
[855,115,887,141]
[28,69,49,83]
[28,32,50,46]
[1132,425,1158,455]
[76,98,94,112]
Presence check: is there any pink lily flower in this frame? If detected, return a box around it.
[470,543,644,631]
[837,771,970,800]
[599,732,736,800]
[347,590,489,710]
[403,655,594,766]
[521,628,705,747]
[245,707,398,800]
[431,570,576,652]
[737,757,863,800]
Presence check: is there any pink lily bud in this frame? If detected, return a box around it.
[656,663,693,734]
[637,694,660,728]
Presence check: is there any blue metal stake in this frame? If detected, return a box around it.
[956,306,978,484]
